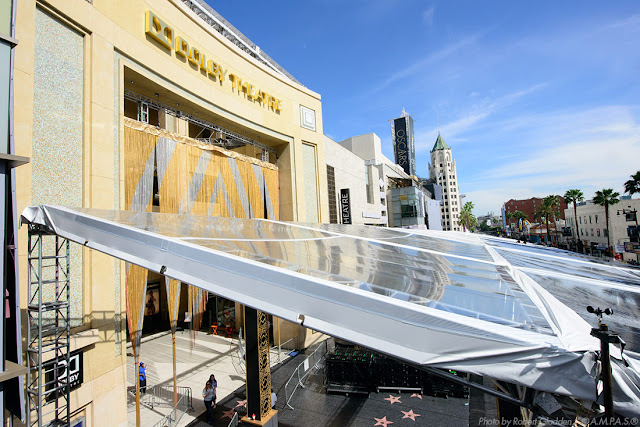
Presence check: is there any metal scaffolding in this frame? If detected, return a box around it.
[26,225,71,427]
[124,89,275,162]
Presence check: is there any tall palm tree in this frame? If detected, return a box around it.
[564,189,584,244]
[624,171,640,196]
[592,189,620,255]
[534,196,559,244]
[547,195,562,244]
[534,203,552,243]
[459,201,477,232]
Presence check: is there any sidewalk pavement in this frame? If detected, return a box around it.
[126,329,291,426]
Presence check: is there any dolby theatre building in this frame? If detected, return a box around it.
[13,0,327,424]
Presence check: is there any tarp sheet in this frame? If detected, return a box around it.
[20,205,640,416]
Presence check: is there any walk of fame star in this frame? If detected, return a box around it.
[401,409,421,421]
[374,416,394,426]
[383,394,401,404]
[221,409,236,419]
[410,393,422,399]
[235,399,247,407]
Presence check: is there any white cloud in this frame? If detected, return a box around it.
[413,83,548,152]
[370,31,486,95]
[462,105,640,215]
[422,7,435,26]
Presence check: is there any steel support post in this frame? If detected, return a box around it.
[244,307,272,422]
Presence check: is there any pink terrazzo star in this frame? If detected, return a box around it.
[410,393,422,399]
[235,399,247,407]
[401,409,421,421]
[221,409,236,419]
[383,394,401,404]
[374,416,394,426]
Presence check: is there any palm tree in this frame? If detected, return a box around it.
[564,189,584,245]
[624,171,640,196]
[459,202,477,232]
[534,204,552,244]
[592,189,620,256]
[534,196,560,244]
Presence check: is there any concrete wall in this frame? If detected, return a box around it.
[338,133,383,164]
[324,135,386,225]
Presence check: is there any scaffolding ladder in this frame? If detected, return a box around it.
[26,225,71,426]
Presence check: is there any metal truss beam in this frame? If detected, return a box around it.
[124,89,276,157]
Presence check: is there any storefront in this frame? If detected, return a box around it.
[14,0,326,424]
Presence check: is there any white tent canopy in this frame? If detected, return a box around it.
[20,205,640,416]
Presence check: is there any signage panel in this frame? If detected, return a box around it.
[144,10,283,113]
[44,350,83,401]
[340,189,352,225]
[392,117,416,176]
[624,241,640,254]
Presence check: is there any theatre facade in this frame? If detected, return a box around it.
[13,0,326,424]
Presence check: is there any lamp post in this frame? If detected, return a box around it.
[617,207,639,264]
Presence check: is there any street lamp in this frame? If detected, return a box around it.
[617,206,639,264]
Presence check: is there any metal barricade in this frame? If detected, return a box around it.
[270,337,295,364]
[150,385,194,411]
[283,339,331,410]
[227,411,239,427]
[151,391,190,427]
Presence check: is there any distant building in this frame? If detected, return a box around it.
[477,213,502,229]
[428,134,461,231]
[332,133,441,230]
[564,199,640,261]
[503,197,568,231]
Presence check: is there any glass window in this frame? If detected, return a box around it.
[597,229,600,237]
[595,215,598,223]
[591,229,594,236]
[589,216,592,224]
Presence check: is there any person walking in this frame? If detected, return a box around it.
[202,380,215,423]
[138,362,147,394]
[208,374,218,408]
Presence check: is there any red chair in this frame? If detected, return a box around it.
[211,322,219,335]
[225,324,234,338]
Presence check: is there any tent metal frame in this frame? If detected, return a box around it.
[26,225,71,427]
[124,89,275,162]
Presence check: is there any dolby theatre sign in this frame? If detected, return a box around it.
[145,10,283,113]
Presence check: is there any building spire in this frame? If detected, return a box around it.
[401,107,408,118]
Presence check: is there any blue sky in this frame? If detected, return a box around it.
[208,1,640,215]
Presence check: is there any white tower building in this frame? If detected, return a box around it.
[429,134,461,231]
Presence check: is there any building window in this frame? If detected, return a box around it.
[591,229,594,236]
[581,229,583,235]
[326,165,337,224]
[597,229,600,237]
[589,216,592,224]
[579,217,582,224]
[595,215,598,223]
